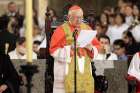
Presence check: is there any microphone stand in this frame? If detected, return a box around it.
[45,10,52,93]
[45,10,54,93]
[72,29,78,93]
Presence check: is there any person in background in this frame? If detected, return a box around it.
[106,13,129,44]
[62,4,72,22]
[113,39,128,61]
[122,31,140,55]
[33,40,41,55]
[33,8,45,31]
[86,9,96,30]
[127,52,140,93]
[117,0,127,14]
[8,37,37,59]
[130,23,140,43]
[0,19,17,54]
[99,13,108,29]
[20,24,45,42]
[108,14,116,26]
[32,24,45,42]
[132,4,140,24]
[0,54,20,93]
[106,14,116,38]
[0,1,24,32]
[20,8,45,38]
[46,7,58,30]
[124,4,134,26]
[7,1,19,17]
[93,35,118,60]
[92,35,117,93]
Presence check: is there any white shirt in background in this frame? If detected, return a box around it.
[125,16,134,26]
[131,24,140,43]
[8,49,37,59]
[106,23,129,44]
[93,53,118,61]
[128,52,140,81]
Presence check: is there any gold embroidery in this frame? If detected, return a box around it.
[62,22,94,93]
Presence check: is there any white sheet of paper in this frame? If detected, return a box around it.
[77,30,97,47]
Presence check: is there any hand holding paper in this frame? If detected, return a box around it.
[77,30,97,48]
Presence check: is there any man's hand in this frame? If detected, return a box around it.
[85,44,93,51]
[98,45,106,54]
[0,84,8,93]
[70,45,74,56]
[104,45,111,53]
[71,43,80,49]
[70,43,80,56]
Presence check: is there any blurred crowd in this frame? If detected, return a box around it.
[0,0,139,93]
[0,1,46,59]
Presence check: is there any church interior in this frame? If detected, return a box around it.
[0,0,140,93]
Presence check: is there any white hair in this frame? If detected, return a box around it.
[68,9,83,16]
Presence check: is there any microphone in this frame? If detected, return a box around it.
[72,27,79,38]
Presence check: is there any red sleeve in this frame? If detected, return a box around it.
[91,37,100,46]
[126,74,136,81]
[91,37,100,51]
[85,48,94,58]
[49,26,66,54]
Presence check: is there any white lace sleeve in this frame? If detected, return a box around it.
[128,53,140,81]
[51,45,71,63]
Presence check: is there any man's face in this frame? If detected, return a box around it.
[33,44,39,53]
[113,45,124,56]
[8,3,17,13]
[17,42,26,55]
[99,38,110,46]
[68,11,83,27]
[99,38,110,53]
[115,15,123,25]
[122,34,129,44]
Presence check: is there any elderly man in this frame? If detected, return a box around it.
[50,5,94,93]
